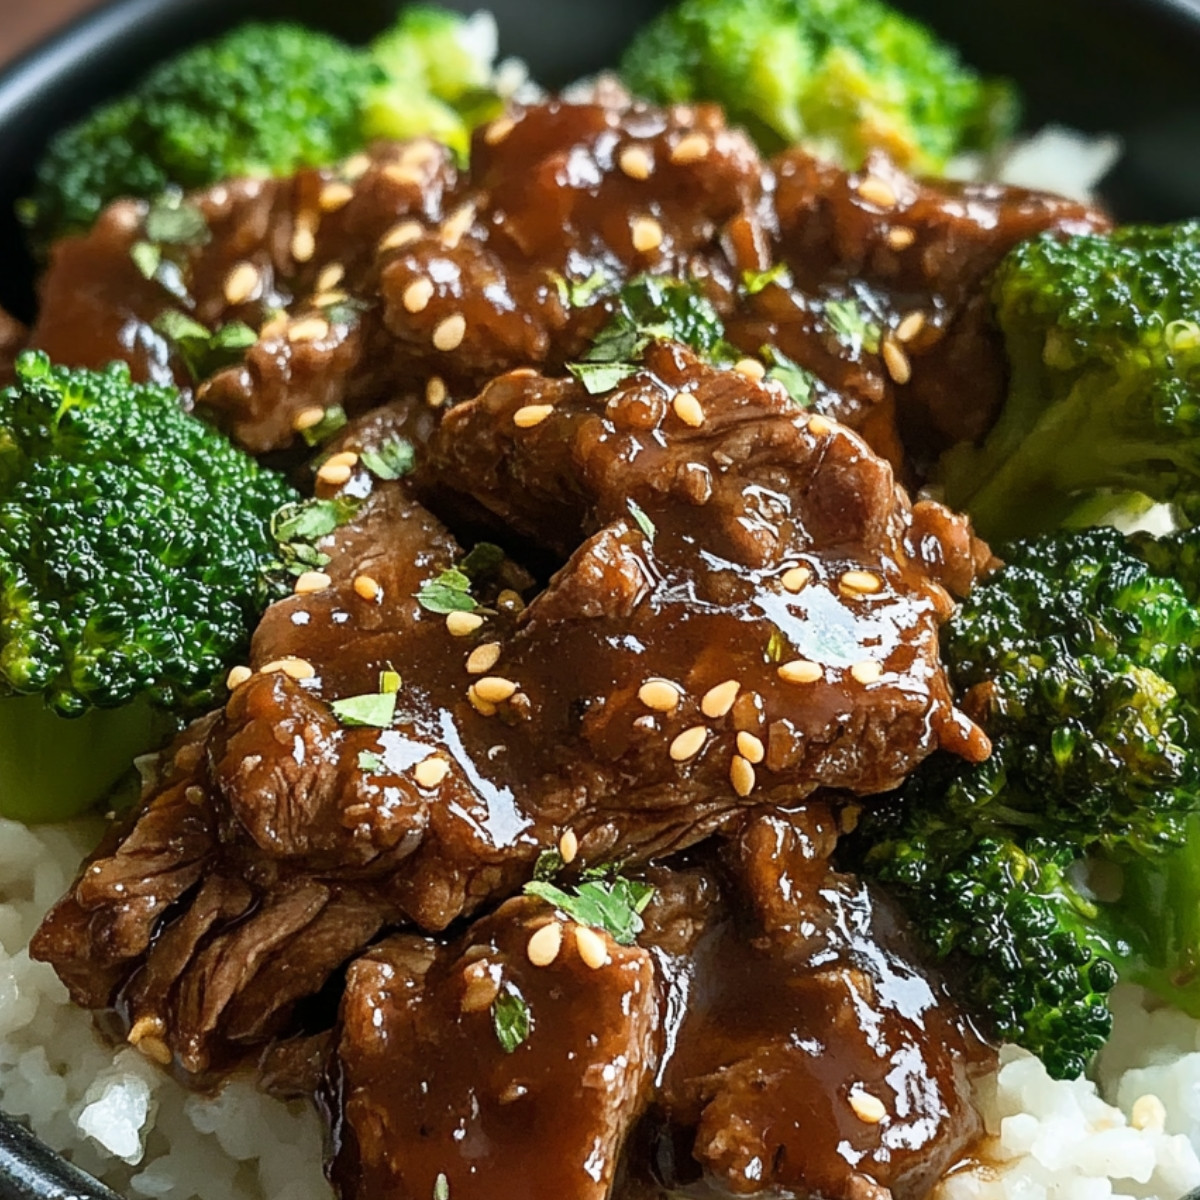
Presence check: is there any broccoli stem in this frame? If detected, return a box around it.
[0,694,172,823]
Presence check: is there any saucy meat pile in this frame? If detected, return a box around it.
[29,89,1109,1200]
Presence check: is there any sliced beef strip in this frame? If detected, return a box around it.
[0,306,26,387]
[757,149,1111,464]
[33,350,990,1078]
[646,805,988,1200]
[330,895,659,1200]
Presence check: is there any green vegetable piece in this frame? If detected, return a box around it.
[460,542,506,578]
[0,352,296,819]
[152,311,257,382]
[524,876,655,945]
[360,437,416,481]
[491,986,531,1054]
[848,526,1200,1078]
[627,499,656,542]
[433,1174,450,1200]
[300,406,348,449]
[358,749,387,775]
[416,568,477,614]
[823,297,881,354]
[762,345,816,407]
[939,222,1200,540]
[742,264,792,295]
[330,692,398,729]
[271,496,361,577]
[619,0,1017,173]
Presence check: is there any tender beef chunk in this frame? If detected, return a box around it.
[646,806,988,1200]
[330,896,659,1200]
[33,351,989,1078]
[759,149,1111,464]
[0,306,25,386]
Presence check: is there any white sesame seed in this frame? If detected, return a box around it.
[260,657,316,680]
[446,611,485,637]
[806,414,832,436]
[223,262,260,306]
[226,665,252,690]
[292,406,327,432]
[672,392,705,427]
[1131,1094,1167,1132]
[316,263,345,293]
[467,684,497,716]
[440,203,476,250]
[414,756,451,788]
[851,660,884,685]
[291,223,317,263]
[619,144,654,180]
[316,461,353,487]
[730,754,756,797]
[574,924,609,970]
[294,571,332,595]
[460,969,500,1013]
[341,153,372,180]
[701,680,740,719]
[426,376,448,408]
[127,1016,165,1047]
[849,1091,888,1124]
[354,575,381,602]
[631,216,664,254]
[485,115,516,145]
[433,314,467,352]
[513,404,554,429]
[379,221,423,253]
[319,181,355,213]
[288,317,331,344]
[734,358,766,381]
[782,566,812,594]
[474,676,517,703]
[527,920,563,967]
[857,176,896,209]
[887,226,916,250]
[670,132,711,164]
[895,311,927,344]
[840,570,883,595]
[559,828,579,864]
[736,731,765,764]
[466,643,502,675]
[670,725,709,762]
[882,339,912,385]
[638,678,681,713]
[778,659,823,685]
[325,451,359,470]
[403,278,435,313]
[382,163,426,188]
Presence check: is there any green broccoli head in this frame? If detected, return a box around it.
[940,222,1200,541]
[23,23,381,245]
[0,352,296,716]
[619,0,1017,172]
[849,527,1200,1077]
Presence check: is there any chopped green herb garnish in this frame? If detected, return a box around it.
[460,542,506,579]
[360,437,415,481]
[130,241,162,280]
[824,297,882,355]
[379,668,402,695]
[433,1174,450,1200]
[627,498,656,542]
[742,264,793,295]
[766,627,787,662]
[552,269,612,308]
[533,849,565,881]
[152,311,257,381]
[300,405,348,448]
[271,495,361,576]
[144,193,209,247]
[491,986,531,1054]
[523,876,655,945]
[358,750,387,775]
[568,360,640,395]
[331,691,398,729]
[762,345,816,408]
[416,567,477,614]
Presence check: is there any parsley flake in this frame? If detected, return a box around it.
[358,750,387,775]
[766,627,788,663]
[460,542,506,579]
[762,346,816,408]
[152,311,257,381]
[360,437,415,481]
[271,496,362,577]
[552,269,612,308]
[144,193,210,247]
[742,264,793,295]
[627,499,656,542]
[434,1174,450,1200]
[416,568,477,615]
[568,360,640,395]
[491,986,531,1054]
[300,405,348,448]
[523,876,655,945]
[331,692,397,729]
[533,849,565,881]
[824,298,882,355]
[130,241,162,280]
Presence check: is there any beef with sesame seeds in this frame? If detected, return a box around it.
[329,895,659,1200]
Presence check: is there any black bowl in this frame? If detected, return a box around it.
[3,0,1200,1196]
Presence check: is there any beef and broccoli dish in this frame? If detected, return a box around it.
[7,3,1200,1199]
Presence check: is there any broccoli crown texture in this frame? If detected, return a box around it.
[850,527,1200,1078]
[619,0,1016,171]
[0,352,296,716]
[940,222,1200,540]
[24,23,380,245]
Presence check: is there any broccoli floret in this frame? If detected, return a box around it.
[940,222,1200,541]
[619,0,1016,172]
[364,7,510,160]
[23,24,381,245]
[849,527,1200,1077]
[24,9,517,246]
[0,351,297,820]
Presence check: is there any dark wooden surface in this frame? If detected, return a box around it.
[0,0,107,67]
